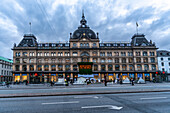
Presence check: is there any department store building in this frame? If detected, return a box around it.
[12,13,158,83]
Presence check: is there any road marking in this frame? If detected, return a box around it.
[74,96,99,99]
[81,105,123,110]
[140,97,167,100]
[42,101,79,105]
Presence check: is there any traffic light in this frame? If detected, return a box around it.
[163,71,165,74]
[156,72,158,74]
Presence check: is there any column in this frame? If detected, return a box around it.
[142,64,144,71]
[150,73,152,81]
[49,65,51,71]
[143,73,145,80]
[114,73,116,80]
[42,65,44,71]
[99,73,101,82]
[34,65,36,71]
[135,73,137,80]
[56,65,58,71]
[56,73,58,82]
[27,73,29,83]
[63,73,65,79]
[20,73,22,82]
[49,73,51,81]
[71,73,73,79]
[27,65,29,71]
[106,65,108,71]
[71,65,73,71]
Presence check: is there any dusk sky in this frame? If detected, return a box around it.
[0,0,170,59]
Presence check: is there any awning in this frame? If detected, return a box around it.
[78,74,94,78]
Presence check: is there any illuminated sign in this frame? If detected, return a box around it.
[79,65,92,70]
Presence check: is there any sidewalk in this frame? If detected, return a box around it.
[0,82,170,98]
[0,81,170,89]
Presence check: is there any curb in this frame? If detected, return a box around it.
[1,90,170,98]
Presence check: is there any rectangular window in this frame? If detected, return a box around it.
[136,52,140,56]
[162,62,164,66]
[128,52,133,56]
[114,52,119,56]
[121,52,126,56]
[168,58,170,60]
[143,51,147,56]
[107,52,112,56]
[150,52,155,56]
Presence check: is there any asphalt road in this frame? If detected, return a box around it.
[0,92,170,113]
[1,84,170,95]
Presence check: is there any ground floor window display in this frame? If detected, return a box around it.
[13,72,155,83]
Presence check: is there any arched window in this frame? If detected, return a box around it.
[44,65,49,71]
[101,65,105,71]
[58,65,63,71]
[51,65,56,71]
[30,65,34,71]
[129,58,133,63]
[38,65,42,71]
[129,65,133,71]
[65,65,70,71]
[136,58,141,63]
[143,58,148,63]
[122,65,127,71]
[101,58,105,63]
[22,65,27,71]
[92,51,97,56]
[137,65,142,71]
[152,64,156,70]
[108,58,112,63]
[115,58,119,63]
[81,52,89,56]
[108,64,113,71]
[115,65,119,71]
[15,65,19,71]
[122,58,126,63]
[94,65,98,71]
[144,64,149,71]
[73,65,77,71]
[15,58,20,63]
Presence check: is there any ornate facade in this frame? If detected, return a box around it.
[12,13,158,83]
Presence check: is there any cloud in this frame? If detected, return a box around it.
[0,0,170,59]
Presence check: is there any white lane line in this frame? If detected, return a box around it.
[140,97,167,100]
[74,96,99,99]
[81,105,123,110]
[42,101,79,105]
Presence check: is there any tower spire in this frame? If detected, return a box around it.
[80,9,87,27]
[82,9,85,18]
[29,22,31,34]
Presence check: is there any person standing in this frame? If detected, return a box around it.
[131,78,134,86]
[104,74,107,86]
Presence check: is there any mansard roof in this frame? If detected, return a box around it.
[17,34,38,47]
[131,34,155,46]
